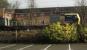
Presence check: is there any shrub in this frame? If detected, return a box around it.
[82,25,87,42]
[76,24,87,42]
[42,22,79,43]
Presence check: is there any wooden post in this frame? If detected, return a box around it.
[16,30,17,42]
[15,22,18,42]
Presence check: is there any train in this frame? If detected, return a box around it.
[0,13,80,31]
[62,13,80,25]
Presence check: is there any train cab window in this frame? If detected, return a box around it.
[65,15,77,23]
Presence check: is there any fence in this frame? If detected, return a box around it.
[0,30,41,43]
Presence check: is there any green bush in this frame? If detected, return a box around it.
[76,25,87,42]
[43,22,79,43]
[82,25,87,42]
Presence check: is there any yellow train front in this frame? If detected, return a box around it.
[60,13,80,25]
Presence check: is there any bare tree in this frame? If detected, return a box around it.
[27,0,36,8]
[26,0,36,25]
[0,0,9,8]
[75,0,87,24]
[9,0,20,9]
[75,0,87,42]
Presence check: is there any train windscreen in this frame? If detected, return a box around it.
[65,15,78,23]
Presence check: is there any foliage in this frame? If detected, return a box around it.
[81,25,87,42]
[76,24,87,42]
[43,22,79,42]
[0,0,9,8]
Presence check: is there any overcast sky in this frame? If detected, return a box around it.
[8,0,76,8]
